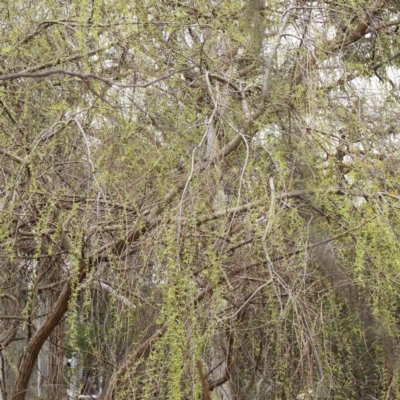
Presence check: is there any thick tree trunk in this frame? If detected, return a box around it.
[37,318,65,400]
[37,252,67,400]
[12,264,86,400]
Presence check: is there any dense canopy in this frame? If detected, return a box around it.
[1,1,400,399]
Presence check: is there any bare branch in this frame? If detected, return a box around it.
[198,188,346,225]
[271,218,374,263]
[0,148,24,164]
[0,67,194,88]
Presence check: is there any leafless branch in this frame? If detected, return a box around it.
[0,67,194,88]
[198,188,346,225]
[0,148,24,164]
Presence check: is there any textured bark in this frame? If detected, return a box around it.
[11,263,86,400]
[37,301,66,400]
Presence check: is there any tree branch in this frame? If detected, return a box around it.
[197,188,345,225]
[100,326,167,400]
[295,0,386,85]
[0,67,194,88]
[0,148,24,164]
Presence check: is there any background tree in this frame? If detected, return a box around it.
[1,1,400,399]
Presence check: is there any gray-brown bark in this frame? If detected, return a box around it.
[11,263,86,400]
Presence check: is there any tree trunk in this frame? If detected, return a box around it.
[12,263,86,400]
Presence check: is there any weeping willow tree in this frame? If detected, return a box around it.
[1,1,400,399]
